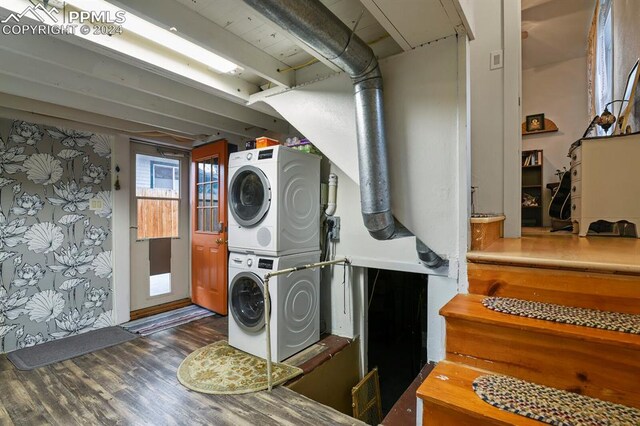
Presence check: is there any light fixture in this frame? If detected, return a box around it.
[64,0,239,74]
[596,100,624,134]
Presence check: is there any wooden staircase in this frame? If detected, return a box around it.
[417,254,640,424]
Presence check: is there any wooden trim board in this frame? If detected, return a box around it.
[129,298,192,321]
[470,218,504,251]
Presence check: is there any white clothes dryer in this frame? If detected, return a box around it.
[227,146,320,256]
[228,250,320,362]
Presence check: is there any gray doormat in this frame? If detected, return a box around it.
[7,326,137,371]
[482,296,640,334]
[473,374,640,425]
[122,305,215,336]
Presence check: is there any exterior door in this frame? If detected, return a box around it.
[192,141,229,314]
[130,142,190,310]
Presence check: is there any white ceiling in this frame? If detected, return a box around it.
[0,0,469,144]
[173,0,402,76]
[522,0,596,69]
[360,0,465,50]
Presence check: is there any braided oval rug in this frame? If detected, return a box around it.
[473,374,640,426]
[482,297,640,334]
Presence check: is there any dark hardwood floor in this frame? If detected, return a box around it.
[0,316,363,426]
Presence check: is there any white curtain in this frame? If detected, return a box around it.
[595,0,613,135]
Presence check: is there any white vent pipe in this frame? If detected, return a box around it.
[325,173,337,216]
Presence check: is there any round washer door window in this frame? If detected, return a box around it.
[229,166,270,227]
[230,272,270,332]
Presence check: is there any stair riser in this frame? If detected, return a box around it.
[446,318,640,408]
[468,264,640,314]
[422,402,516,426]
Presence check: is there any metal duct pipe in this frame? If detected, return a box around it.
[243,0,444,268]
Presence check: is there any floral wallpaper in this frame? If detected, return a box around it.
[0,118,113,353]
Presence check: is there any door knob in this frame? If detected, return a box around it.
[215,237,227,245]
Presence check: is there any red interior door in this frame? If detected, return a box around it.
[191,141,228,314]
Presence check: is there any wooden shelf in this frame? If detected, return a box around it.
[522,118,558,136]
[521,149,543,227]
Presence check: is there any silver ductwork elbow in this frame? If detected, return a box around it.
[353,65,395,240]
[242,0,443,267]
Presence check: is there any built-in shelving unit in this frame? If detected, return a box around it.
[522,149,543,227]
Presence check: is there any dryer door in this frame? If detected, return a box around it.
[229,165,271,227]
[229,272,270,332]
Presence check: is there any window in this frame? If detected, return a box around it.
[151,161,179,190]
[195,156,220,233]
[595,0,613,135]
[136,154,180,239]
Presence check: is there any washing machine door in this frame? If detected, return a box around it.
[229,272,270,332]
[229,165,271,227]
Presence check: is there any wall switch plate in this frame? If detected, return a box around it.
[89,198,104,211]
[490,50,504,70]
[327,216,340,241]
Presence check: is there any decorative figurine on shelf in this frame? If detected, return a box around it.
[522,193,539,207]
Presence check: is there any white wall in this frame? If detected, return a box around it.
[456,0,477,39]
[469,0,505,216]
[266,37,463,266]
[522,56,589,226]
[468,0,522,236]
[261,35,469,362]
[112,135,131,324]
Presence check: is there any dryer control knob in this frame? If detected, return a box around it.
[246,152,253,160]
[247,258,253,267]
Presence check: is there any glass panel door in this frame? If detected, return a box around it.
[135,154,180,240]
[196,156,220,233]
[130,143,190,311]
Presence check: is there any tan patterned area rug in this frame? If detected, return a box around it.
[177,340,303,394]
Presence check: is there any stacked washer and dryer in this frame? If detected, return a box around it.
[227,145,321,361]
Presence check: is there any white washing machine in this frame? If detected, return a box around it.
[228,145,320,256]
[228,250,320,362]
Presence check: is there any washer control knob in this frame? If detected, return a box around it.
[247,258,253,267]
[246,152,253,160]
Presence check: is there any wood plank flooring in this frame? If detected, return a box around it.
[0,316,364,426]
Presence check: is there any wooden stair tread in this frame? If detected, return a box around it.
[418,361,542,425]
[467,250,640,275]
[441,294,640,349]
[466,235,640,275]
